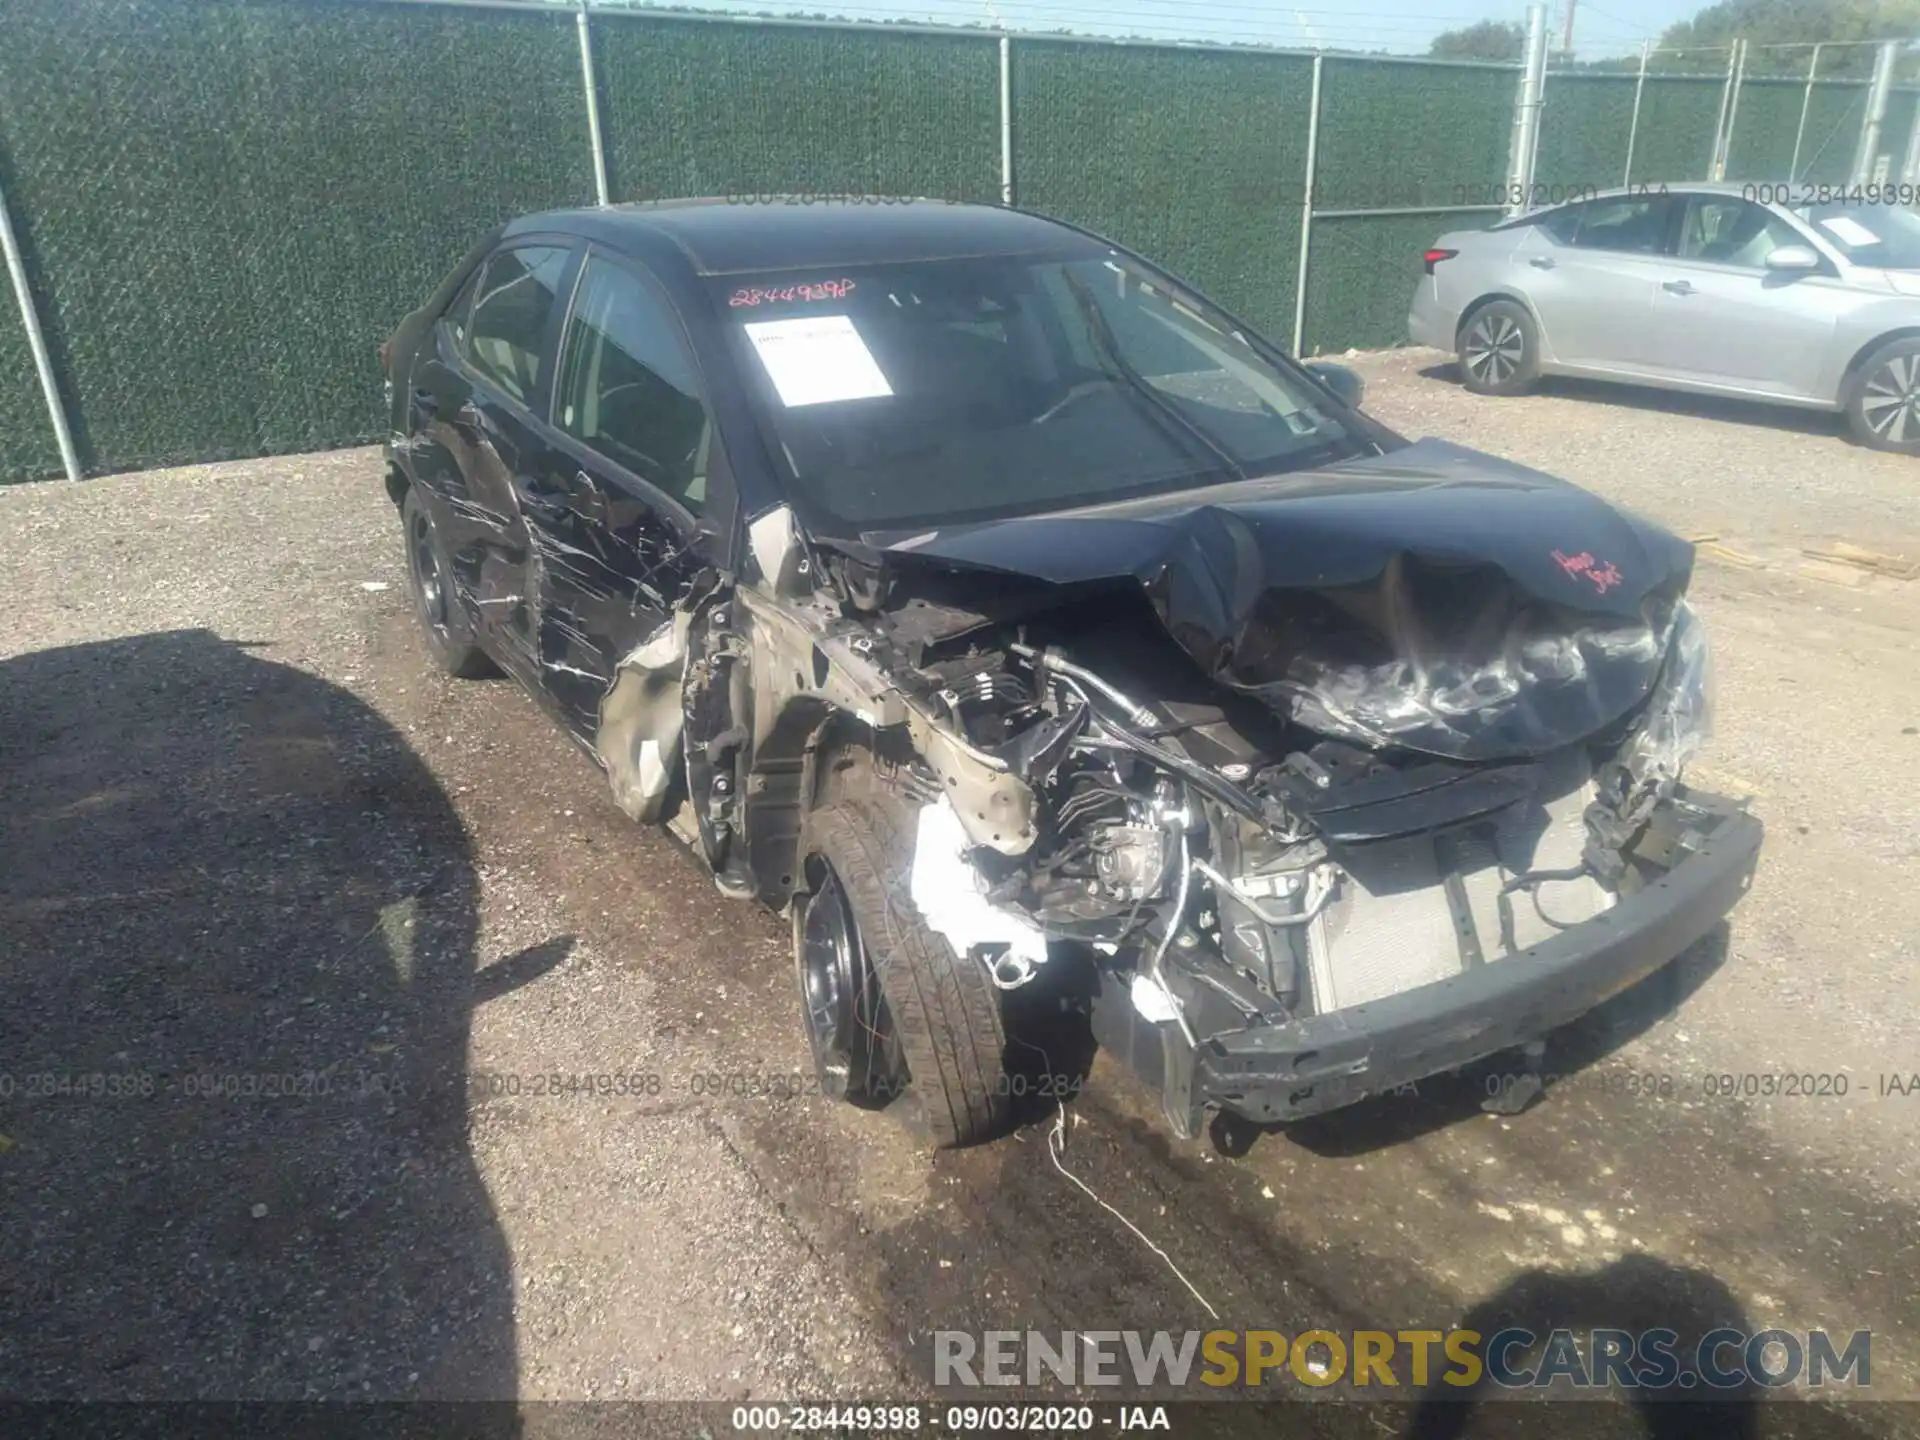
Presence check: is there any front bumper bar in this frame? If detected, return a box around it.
[1192,793,1762,1125]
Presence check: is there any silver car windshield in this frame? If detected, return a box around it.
[1794,202,1920,270]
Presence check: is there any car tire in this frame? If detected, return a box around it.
[1457,299,1541,396]
[401,485,498,679]
[794,750,1013,1148]
[1846,337,1920,453]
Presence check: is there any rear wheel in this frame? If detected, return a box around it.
[1458,299,1541,396]
[794,752,1013,1148]
[402,486,497,679]
[1847,337,1920,453]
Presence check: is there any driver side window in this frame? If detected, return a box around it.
[555,256,711,512]
[1677,197,1803,269]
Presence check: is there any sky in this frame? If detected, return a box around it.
[655,0,1691,60]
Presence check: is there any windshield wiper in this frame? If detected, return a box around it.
[1060,269,1246,484]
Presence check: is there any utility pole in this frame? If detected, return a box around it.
[1558,0,1575,62]
[1506,3,1550,216]
[1622,38,1651,185]
[1851,41,1900,187]
[1709,39,1746,181]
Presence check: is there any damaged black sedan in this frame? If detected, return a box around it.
[381,199,1761,1147]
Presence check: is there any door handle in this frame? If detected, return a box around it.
[1528,256,1556,269]
[1662,280,1696,295]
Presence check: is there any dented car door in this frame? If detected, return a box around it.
[531,250,714,737]
[430,239,579,686]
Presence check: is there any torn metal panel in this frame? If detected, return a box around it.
[745,503,811,595]
[900,709,1037,857]
[596,611,695,823]
[731,585,1038,860]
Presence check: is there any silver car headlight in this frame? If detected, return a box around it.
[1619,596,1714,795]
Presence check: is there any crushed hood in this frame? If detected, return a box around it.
[861,438,1694,761]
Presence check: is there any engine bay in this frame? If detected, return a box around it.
[606,482,1730,1138]
[852,571,1681,1039]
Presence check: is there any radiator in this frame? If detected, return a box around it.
[1304,749,1611,1013]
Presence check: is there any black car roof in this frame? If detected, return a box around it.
[502,198,1104,276]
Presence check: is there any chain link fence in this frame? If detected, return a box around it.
[4,0,1919,482]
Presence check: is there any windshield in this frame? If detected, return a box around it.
[713,253,1369,531]
[1794,201,1920,270]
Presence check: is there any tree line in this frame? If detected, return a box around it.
[1429,0,1920,74]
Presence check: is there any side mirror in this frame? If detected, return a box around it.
[1764,244,1821,273]
[1306,360,1365,409]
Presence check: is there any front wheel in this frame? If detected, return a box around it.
[794,754,1013,1148]
[1458,299,1541,396]
[1847,337,1920,453]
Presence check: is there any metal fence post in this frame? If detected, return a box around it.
[1622,38,1650,185]
[0,177,82,482]
[1504,4,1548,216]
[1709,38,1745,179]
[1789,43,1822,182]
[1902,90,1920,185]
[576,0,610,206]
[999,35,1014,205]
[1851,40,1899,186]
[1706,42,1738,180]
[1290,51,1323,356]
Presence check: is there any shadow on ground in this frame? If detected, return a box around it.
[1415,361,1846,442]
[1404,1254,1877,1440]
[0,630,520,1406]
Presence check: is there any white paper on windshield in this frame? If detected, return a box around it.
[743,315,893,407]
[1819,214,1881,247]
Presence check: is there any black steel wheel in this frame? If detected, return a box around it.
[401,486,497,679]
[793,852,905,1108]
[793,750,1014,1147]
[1458,299,1541,396]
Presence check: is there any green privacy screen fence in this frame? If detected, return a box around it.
[0,0,595,481]
[596,21,1002,210]
[2,0,1918,481]
[1011,42,1313,342]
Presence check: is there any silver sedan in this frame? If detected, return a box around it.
[1408,182,1920,452]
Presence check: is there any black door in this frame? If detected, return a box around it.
[527,249,715,738]
[420,240,579,688]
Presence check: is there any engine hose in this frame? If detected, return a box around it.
[1046,671,1289,832]
[1145,827,1199,1050]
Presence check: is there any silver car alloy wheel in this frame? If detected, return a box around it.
[1860,353,1920,443]
[1464,311,1524,385]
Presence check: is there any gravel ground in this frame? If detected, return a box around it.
[1,353,1917,1432]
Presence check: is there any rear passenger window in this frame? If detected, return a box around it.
[465,244,572,405]
[554,256,711,511]
[1538,203,1584,244]
[1566,196,1671,254]
[443,266,484,350]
